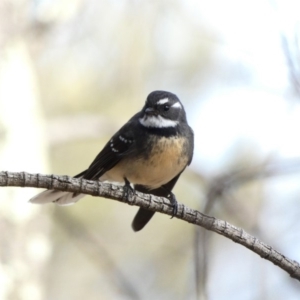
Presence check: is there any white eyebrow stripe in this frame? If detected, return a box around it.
[157,98,169,105]
[172,102,182,108]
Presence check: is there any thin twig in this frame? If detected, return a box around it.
[1,171,300,281]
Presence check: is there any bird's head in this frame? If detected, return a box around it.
[139,91,187,128]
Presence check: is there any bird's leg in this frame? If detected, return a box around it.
[123,177,135,200]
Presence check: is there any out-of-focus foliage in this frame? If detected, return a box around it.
[1,0,300,300]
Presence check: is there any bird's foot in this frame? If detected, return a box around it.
[123,178,135,200]
[168,192,178,218]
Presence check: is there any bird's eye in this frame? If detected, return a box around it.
[163,105,170,111]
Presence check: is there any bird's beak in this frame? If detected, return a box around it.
[145,107,157,116]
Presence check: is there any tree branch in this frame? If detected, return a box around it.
[1,171,300,280]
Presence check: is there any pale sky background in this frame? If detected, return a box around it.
[187,0,300,174]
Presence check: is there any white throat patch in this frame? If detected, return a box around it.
[139,115,178,128]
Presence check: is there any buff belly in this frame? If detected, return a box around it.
[100,136,189,189]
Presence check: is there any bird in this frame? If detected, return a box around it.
[30,90,194,231]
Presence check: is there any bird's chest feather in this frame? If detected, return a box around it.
[103,135,189,188]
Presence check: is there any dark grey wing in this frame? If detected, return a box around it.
[131,172,182,232]
[77,115,139,180]
[187,126,194,165]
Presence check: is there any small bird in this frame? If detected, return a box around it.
[30,91,194,231]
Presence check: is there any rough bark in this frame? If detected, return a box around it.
[1,171,300,281]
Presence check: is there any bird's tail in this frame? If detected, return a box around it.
[131,208,155,231]
[29,190,84,206]
[30,170,87,206]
